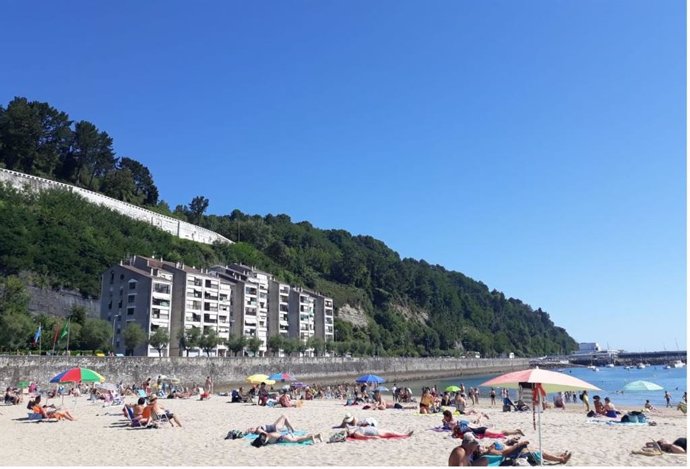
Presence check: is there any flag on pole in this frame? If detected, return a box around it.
[52,322,60,349]
[59,320,70,340]
[33,325,42,345]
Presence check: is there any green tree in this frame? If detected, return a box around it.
[247,337,262,356]
[68,305,87,327]
[79,318,112,351]
[306,336,325,357]
[0,275,30,315]
[123,322,146,356]
[118,157,159,205]
[0,311,35,351]
[226,335,247,357]
[188,196,209,225]
[267,335,284,356]
[199,329,219,357]
[178,326,201,357]
[149,327,170,357]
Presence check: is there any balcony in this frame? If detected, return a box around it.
[153,284,171,295]
[152,298,170,308]
[205,280,218,289]
[187,278,202,287]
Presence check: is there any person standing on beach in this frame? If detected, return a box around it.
[581,390,590,412]
[664,391,672,407]
[205,376,213,395]
[490,388,496,406]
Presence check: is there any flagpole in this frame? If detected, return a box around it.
[38,325,42,356]
[52,322,59,355]
[66,319,71,354]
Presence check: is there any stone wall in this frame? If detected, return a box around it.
[26,286,100,317]
[0,168,231,245]
[0,356,529,388]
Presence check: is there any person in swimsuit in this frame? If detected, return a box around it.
[250,429,322,447]
[346,426,413,440]
[247,414,295,434]
[448,432,481,466]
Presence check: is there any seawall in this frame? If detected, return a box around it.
[0,356,529,388]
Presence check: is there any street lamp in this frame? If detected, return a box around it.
[111,314,122,351]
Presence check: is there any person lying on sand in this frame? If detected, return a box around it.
[451,418,524,440]
[449,434,572,466]
[345,426,413,440]
[632,438,686,456]
[250,430,322,447]
[247,414,295,434]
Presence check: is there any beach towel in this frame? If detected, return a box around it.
[586,418,647,426]
[243,431,313,446]
[429,426,452,432]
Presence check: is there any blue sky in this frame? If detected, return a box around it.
[2,0,685,352]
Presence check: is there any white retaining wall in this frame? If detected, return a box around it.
[0,168,231,245]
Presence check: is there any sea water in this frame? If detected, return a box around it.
[397,365,687,408]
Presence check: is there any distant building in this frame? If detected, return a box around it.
[102,256,335,357]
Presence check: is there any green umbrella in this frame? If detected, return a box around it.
[445,385,461,392]
[17,381,29,389]
[623,380,663,392]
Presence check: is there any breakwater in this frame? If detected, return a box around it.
[0,356,529,388]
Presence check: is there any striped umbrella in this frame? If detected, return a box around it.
[50,367,105,383]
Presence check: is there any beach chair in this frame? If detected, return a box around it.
[136,389,147,399]
[125,405,155,429]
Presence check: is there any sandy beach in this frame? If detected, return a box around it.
[0,393,686,467]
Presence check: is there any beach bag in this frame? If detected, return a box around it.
[579,392,584,401]
[586,410,596,417]
[224,430,245,440]
[328,431,348,443]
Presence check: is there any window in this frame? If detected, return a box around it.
[128,294,136,304]
[120,274,124,280]
[110,272,114,284]
[127,307,135,316]
[154,283,170,295]
[108,301,112,310]
[128,280,137,290]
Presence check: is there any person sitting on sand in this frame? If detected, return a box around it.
[633,438,686,456]
[448,432,482,466]
[442,409,458,430]
[373,389,388,410]
[644,400,657,412]
[250,429,322,447]
[345,426,413,440]
[32,396,75,421]
[441,392,452,407]
[148,395,182,427]
[593,395,606,415]
[257,382,269,406]
[133,397,147,421]
[603,397,620,417]
[247,414,295,434]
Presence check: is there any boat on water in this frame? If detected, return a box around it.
[664,360,685,369]
[636,363,646,369]
[624,365,634,370]
[587,365,599,371]
[605,363,615,368]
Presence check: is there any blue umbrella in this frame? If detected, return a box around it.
[355,374,385,384]
[268,372,296,382]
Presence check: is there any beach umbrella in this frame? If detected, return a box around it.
[375,386,390,392]
[481,368,600,466]
[355,374,385,384]
[623,380,663,392]
[445,385,461,392]
[245,374,275,385]
[17,381,29,389]
[268,372,296,382]
[50,367,105,383]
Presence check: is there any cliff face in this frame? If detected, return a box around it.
[26,286,99,318]
[337,304,369,328]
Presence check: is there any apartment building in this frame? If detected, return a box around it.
[268,280,291,342]
[101,256,231,357]
[314,295,335,342]
[100,258,173,357]
[210,264,270,356]
[101,257,335,357]
[157,260,232,357]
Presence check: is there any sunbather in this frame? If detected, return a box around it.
[247,414,295,434]
[470,439,572,466]
[278,391,302,408]
[251,429,322,447]
[345,426,413,440]
[633,438,686,455]
[148,395,182,427]
[452,418,524,440]
[32,396,75,421]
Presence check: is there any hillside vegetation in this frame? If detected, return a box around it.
[0,97,577,357]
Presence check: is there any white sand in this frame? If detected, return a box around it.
[0,395,686,466]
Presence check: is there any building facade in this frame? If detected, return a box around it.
[101,257,334,357]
